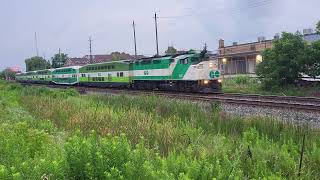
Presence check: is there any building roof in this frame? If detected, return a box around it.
[221,40,272,48]
[64,53,146,67]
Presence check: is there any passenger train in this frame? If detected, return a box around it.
[16,50,222,93]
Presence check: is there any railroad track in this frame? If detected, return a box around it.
[20,83,320,113]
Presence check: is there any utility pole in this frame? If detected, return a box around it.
[34,32,39,56]
[132,21,137,59]
[89,36,93,62]
[154,13,159,56]
[59,48,61,67]
[43,52,46,69]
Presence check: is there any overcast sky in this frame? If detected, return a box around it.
[0,0,319,71]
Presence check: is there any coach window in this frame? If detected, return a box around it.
[120,72,124,77]
[117,72,119,77]
[82,74,86,77]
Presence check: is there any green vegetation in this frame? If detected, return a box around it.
[316,21,320,34]
[256,32,320,88]
[165,46,177,55]
[0,68,16,80]
[51,52,69,68]
[1,80,320,179]
[25,56,51,72]
[222,75,320,96]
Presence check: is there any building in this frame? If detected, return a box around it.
[64,52,145,67]
[303,29,320,43]
[217,37,272,75]
[8,66,21,73]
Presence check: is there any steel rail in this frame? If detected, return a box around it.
[19,83,320,113]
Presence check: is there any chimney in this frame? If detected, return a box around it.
[219,39,225,48]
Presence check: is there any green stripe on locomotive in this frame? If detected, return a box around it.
[52,67,80,85]
[132,56,172,81]
[132,56,172,70]
[79,61,131,84]
[171,54,201,80]
[132,53,201,81]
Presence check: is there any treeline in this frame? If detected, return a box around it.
[257,25,320,88]
[25,52,69,72]
[0,69,16,80]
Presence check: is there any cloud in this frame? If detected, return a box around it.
[0,0,319,70]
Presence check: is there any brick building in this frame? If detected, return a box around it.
[217,37,272,75]
[64,52,145,67]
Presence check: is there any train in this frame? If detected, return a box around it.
[16,50,222,93]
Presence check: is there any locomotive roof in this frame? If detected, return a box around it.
[81,60,132,67]
[134,52,199,62]
[53,66,82,70]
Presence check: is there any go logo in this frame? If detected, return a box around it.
[210,70,220,78]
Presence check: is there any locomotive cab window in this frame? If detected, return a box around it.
[179,58,188,64]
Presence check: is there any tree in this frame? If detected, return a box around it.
[165,46,177,55]
[111,52,121,61]
[256,32,307,87]
[51,53,68,68]
[0,68,17,80]
[110,52,133,61]
[316,21,320,34]
[303,41,320,78]
[25,56,51,72]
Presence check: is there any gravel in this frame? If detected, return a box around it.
[221,103,320,128]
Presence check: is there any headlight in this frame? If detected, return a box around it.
[209,62,213,68]
[218,79,222,83]
[204,80,209,84]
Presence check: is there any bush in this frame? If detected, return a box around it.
[1,81,320,179]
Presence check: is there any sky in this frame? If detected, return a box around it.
[0,0,319,71]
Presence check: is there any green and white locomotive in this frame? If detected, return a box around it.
[16,50,222,93]
[131,51,221,92]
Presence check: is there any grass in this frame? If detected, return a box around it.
[1,80,320,179]
[222,75,320,97]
